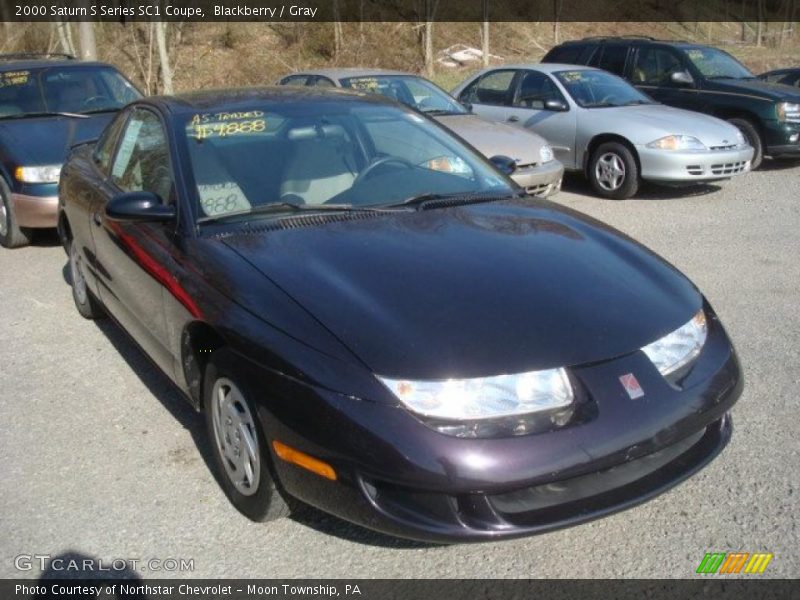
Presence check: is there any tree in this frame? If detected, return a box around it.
[154,21,173,94]
[481,0,490,68]
[77,21,97,60]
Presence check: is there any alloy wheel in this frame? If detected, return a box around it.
[595,152,626,191]
[69,242,88,305]
[211,377,261,496]
[0,199,7,237]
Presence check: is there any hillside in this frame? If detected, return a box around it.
[2,20,798,94]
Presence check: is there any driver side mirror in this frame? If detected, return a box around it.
[544,98,569,111]
[670,70,695,86]
[106,191,176,223]
[461,101,474,113]
[489,155,517,175]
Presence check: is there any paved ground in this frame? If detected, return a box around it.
[1,163,798,580]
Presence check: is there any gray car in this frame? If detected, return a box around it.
[452,64,755,199]
[279,69,564,197]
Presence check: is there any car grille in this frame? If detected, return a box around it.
[685,161,748,176]
[709,144,738,151]
[525,183,552,196]
[711,161,748,175]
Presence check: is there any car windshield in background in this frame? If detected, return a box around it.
[183,102,512,222]
[340,75,468,116]
[554,69,656,108]
[0,66,141,119]
[681,47,754,80]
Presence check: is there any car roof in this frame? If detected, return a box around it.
[144,86,393,114]
[288,68,410,80]
[555,37,703,48]
[0,57,113,71]
[497,63,601,73]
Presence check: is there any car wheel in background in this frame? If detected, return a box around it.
[204,349,291,522]
[0,179,32,249]
[588,142,640,199]
[67,236,105,319]
[727,117,763,169]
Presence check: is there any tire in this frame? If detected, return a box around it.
[588,141,640,199]
[67,236,105,319]
[727,117,763,170]
[204,348,290,522]
[0,178,32,249]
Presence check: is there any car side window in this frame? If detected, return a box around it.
[93,111,129,174]
[110,109,174,204]
[311,76,336,88]
[545,45,586,65]
[461,70,517,106]
[632,47,685,86]
[513,71,565,109]
[281,75,309,86]
[592,45,630,76]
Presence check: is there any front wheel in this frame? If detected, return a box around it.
[0,179,32,248]
[727,117,763,169]
[588,142,640,200]
[204,349,290,522]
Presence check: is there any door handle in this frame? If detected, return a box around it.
[507,116,520,122]
[92,212,102,226]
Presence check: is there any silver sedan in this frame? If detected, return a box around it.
[452,64,755,199]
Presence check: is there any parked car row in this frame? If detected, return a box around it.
[0,40,774,542]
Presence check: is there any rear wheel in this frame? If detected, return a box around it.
[0,179,32,249]
[588,142,640,199]
[67,236,105,319]
[204,349,290,522]
[727,117,763,169]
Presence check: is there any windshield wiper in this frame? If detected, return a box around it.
[385,191,521,210]
[420,108,463,116]
[197,202,388,223]
[624,99,654,106]
[0,110,89,120]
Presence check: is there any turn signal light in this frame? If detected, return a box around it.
[272,441,337,481]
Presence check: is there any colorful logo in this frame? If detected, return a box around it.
[696,552,773,574]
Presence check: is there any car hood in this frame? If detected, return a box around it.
[435,114,546,165]
[588,104,743,147]
[0,113,115,166]
[220,199,702,380]
[707,77,800,102]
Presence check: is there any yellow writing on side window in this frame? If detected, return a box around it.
[0,70,30,87]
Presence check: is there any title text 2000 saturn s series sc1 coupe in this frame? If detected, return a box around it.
[58,87,743,543]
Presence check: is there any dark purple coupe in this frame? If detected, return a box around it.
[58,88,742,542]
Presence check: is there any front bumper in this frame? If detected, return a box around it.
[10,192,58,228]
[637,145,754,183]
[764,119,800,157]
[511,159,564,197]
[257,306,743,543]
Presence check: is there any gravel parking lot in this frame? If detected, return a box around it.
[1,163,798,579]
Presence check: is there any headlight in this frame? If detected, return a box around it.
[378,368,574,437]
[646,135,706,151]
[539,144,554,163]
[15,165,62,183]
[776,102,800,123]
[641,309,707,377]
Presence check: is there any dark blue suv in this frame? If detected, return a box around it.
[0,54,141,248]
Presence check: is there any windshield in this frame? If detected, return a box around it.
[0,66,141,119]
[182,101,512,222]
[681,47,753,79]
[554,69,656,108]
[340,75,468,115]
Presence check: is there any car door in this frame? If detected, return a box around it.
[630,46,703,111]
[457,69,520,123]
[89,107,177,374]
[62,109,130,301]
[500,69,578,168]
